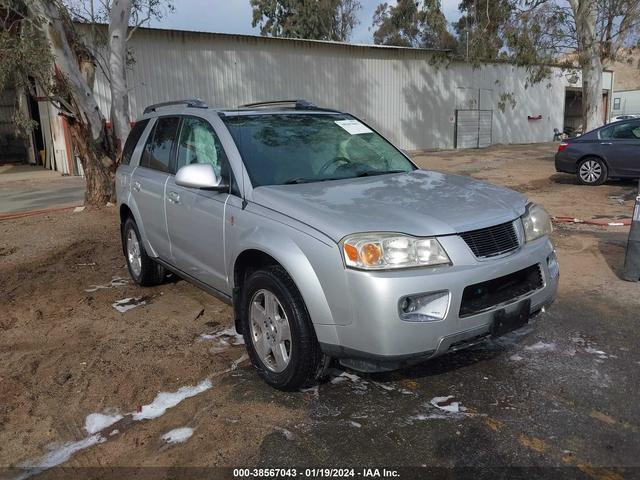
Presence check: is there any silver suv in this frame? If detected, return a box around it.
[116,99,559,390]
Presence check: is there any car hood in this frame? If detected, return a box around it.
[252,170,527,242]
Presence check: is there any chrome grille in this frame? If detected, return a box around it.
[459,221,520,258]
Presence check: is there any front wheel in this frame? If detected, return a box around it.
[577,157,607,185]
[241,265,322,391]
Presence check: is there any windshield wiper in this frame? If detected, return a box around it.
[283,177,311,184]
[356,169,407,177]
[283,176,346,185]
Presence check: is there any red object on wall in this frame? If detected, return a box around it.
[528,115,543,120]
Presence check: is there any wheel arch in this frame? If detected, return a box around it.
[230,240,338,342]
[118,200,154,257]
[576,153,609,170]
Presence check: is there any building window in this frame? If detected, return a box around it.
[613,98,621,110]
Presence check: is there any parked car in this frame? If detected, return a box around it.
[116,99,559,390]
[555,118,640,185]
[610,114,639,123]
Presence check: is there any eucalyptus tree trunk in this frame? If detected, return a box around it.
[27,0,128,206]
[569,0,603,131]
[108,0,133,152]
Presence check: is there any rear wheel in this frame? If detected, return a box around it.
[122,217,165,286]
[577,157,607,185]
[241,265,322,391]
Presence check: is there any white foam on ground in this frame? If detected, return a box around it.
[132,379,212,420]
[161,427,194,444]
[16,356,249,477]
[215,327,245,345]
[18,434,105,477]
[85,277,128,293]
[509,354,524,361]
[300,385,319,397]
[408,413,449,421]
[430,396,465,413]
[524,341,556,352]
[275,426,295,440]
[84,412,123,434]
[112,297,146,313]
[330,371,368,391]
[348,420,362,428]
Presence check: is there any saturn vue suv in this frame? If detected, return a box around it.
[116,99,559,390]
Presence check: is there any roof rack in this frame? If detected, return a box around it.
[238,99,343,114]
[238,99,318,110]
[143,98,208,114]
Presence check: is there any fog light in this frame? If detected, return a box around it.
[399,291,450,322]
[547,251,559,279]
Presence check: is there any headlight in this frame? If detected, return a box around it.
[341,233,450,270]
[521,203,553,242]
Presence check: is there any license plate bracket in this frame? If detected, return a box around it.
[491,299,531,337]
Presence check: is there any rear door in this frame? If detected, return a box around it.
[598,120,640,176]
[165,115,231,294]
[131,116,180,259]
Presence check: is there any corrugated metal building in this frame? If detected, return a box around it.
[611,89,640,117]
[10,25,614,173]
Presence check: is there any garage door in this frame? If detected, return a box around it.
[455,110,493,149]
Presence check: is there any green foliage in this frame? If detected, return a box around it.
[0,1,52,93]
[0,0,55,136]
[371,0,457,50]
[497,92,516,112]
[454,0,512,61]
[250,0,361,42]
[65,0,175,28]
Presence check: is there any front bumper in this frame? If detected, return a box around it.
[318,235,558,372]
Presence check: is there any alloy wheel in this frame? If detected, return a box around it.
[579,160,602,184]
[249,289,292,373]
[126,228,142,277]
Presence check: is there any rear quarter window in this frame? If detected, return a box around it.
[120,119,150,165]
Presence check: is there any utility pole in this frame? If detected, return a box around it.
[622,180,640,281]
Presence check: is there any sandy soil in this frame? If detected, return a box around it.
[0,208,304,472]
[0,142,638,474]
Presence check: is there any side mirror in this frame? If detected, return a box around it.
[175,163,225,190]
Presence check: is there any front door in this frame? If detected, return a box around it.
[131,116,180,259]
[165,116,230,293]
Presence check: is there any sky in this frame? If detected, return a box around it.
[148,0,462,44]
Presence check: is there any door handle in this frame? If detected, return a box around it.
[132,180,141,192]
[167,191,181,204]
[600,142,612,145]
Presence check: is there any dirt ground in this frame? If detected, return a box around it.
[1,142,639,478]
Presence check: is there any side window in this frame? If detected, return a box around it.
[612,122,640,140]
[176,116,229,181]
[599,125,614,140]
[121,119,149,165]
[141,116,180,173]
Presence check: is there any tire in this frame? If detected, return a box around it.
[241,265,322,391]
[122,217,165,286]
[577,157,607,185]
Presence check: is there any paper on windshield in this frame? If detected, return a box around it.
[335,119,373,135]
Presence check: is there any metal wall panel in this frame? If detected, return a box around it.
[84,27,599,150]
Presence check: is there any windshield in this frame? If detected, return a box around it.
[222,113,415,187]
